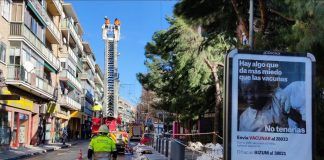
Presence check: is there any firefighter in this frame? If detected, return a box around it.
[88,125,117,160]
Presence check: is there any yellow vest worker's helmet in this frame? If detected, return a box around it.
[98,125,109,133]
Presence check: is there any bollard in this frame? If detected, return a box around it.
[161,138,165,154]
[155,137,159,151]
[164,138,169,157]
[153,137,156,149]
[170,140,185,160]
[168,140,172,160]
[158,138,162,153]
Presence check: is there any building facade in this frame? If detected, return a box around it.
[118,98,135,130]
[0,0,102,150]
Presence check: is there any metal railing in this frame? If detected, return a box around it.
[7,65,55,95]
[95,73,104,86]
[83,55,96,73]
[60,95,81,110]
[59,69,82,91]
[68,47,78,64]
[28,0,61,42]
[10,22,60,69]
[52,0,64,16]
[61,19,83,50]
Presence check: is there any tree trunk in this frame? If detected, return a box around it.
[231,0,249,43]
[204,59,223,144]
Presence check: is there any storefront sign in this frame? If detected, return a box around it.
[1,88,33,111]
[224,49,315,160]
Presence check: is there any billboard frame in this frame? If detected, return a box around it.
[223,49,316,160]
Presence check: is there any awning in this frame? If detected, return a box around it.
[44,62,56,73]
[27,2,47,27]
[55,113,69,120]
[70,111,81,118]
[67,81,76,90]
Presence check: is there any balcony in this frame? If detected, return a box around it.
[46,0,64,16]
[80,72,95,89]
[27,0,61,43]
[9,22,60,70]
[82,55,96,73]
[59,69,82,91]
[94,73,104,86]
[62,47,78,65]
[60,95,81,110]
[61,19,83,51]
[6,65,56,100]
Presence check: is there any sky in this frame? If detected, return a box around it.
[67,0,177,106]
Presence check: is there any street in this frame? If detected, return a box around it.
[23,141,132,160]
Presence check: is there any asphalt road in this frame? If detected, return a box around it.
[23,140,133,160]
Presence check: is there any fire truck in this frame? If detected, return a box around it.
[90,17,128,153]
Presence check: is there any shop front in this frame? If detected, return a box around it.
[0,92,33,149]
[69,111,81,140]
[52,106,70,143]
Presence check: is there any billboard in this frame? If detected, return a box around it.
[224,50,315,160]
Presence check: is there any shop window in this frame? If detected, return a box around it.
[1,0,11,21]
[0,110,11,145]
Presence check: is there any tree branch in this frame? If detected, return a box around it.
[269,8,296,22]
[231,0,249,41]
[258,0,267,33]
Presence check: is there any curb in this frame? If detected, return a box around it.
[4,141,81,160]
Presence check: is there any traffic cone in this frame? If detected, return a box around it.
[77,148,82,160]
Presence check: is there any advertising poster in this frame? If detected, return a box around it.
[224,50,314,160]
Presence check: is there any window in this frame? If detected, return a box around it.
[61,62,66,69]
[0,42,6,62]
[2,0,11,21]
[9,47,20,65]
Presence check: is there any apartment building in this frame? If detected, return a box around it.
[79,41,96,139]
[58,2,83,141]
[0,0,102,149]
[0,0,61,148]
[118,98,135,129]
[94,64,104,110]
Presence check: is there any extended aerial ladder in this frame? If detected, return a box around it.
[92,17,121,133]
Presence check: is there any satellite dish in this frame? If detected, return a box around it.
[23,61,35,73]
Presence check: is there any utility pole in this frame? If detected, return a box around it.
[249,0,254,49]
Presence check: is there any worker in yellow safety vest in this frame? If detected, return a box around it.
[88,125,117,160]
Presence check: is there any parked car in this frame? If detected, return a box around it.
[140,133,154,145]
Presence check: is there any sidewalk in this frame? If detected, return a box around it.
[0,140,84,160]
[133,144,167,160]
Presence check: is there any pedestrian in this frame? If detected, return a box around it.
[62,127,68,145]
[88,125,117,160]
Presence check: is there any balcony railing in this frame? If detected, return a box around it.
[83,55,96,72]
[95,73,104,86]
[60,95,81,110]
[59,69,82,91]
[10,22,60,70]
[27,0,61,42]
[61,19,83,50]
[52,0,64,16]
[7,65,55,95]
[68,47,78,64]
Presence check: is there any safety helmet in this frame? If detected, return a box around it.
[98,125,109,133]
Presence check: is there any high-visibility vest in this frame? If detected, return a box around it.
[89,135,116,160]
